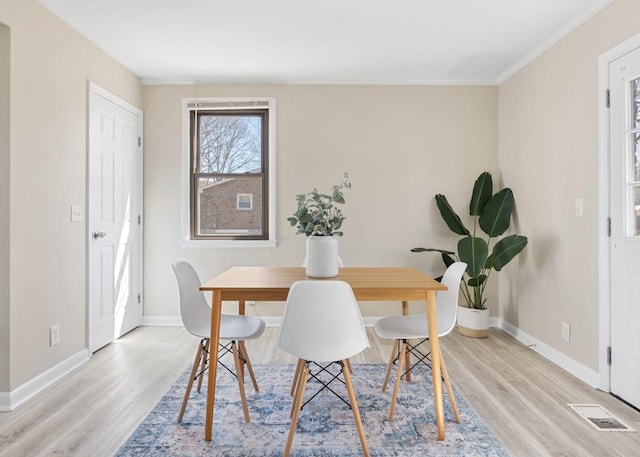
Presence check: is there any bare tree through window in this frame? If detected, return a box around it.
[198,115,261,174]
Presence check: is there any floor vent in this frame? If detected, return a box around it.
[568,404,635,432]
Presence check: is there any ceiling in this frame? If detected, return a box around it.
[39,0,612,85]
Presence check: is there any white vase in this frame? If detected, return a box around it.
[457,306,490,338]
[305,236,340,278]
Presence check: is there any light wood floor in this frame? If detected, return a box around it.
[1,326,639,457]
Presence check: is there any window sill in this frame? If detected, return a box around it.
[181,239,278,248]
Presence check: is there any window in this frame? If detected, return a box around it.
[237,193,253,210]
[182,98,276,245]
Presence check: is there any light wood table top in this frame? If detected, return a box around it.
[200,266,447,301]
[200,266,449,442]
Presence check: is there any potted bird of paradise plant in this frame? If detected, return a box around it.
[412,172,528,337]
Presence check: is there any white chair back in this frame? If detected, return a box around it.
[171,261,211,337]
[436,262,467,336]
[279,280,369,363]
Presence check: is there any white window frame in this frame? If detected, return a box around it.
[181,97,277,247]
[237,193,253,211]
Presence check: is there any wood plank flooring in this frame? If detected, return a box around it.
[1,326,639,456]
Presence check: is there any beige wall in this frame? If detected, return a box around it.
[143,84,498,318]
[0,0,142,390]
[498,0,640,371]
[0,23,9,392]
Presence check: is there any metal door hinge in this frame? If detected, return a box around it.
[607,217,611,237]
[607,346,611,365]
[606,89,610,108]
[137,293,141,304]
[138,214,141,225]
[138,137,141,147]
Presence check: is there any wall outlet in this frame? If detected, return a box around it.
[50,324,60,346]
[574,198,584,217]
[562,322,571,342]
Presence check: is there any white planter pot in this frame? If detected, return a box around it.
[305,236,340,278]
[457,306,490,338]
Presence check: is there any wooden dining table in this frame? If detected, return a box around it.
[199,266,449,441]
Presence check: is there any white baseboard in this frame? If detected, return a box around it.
[0,349,90,412]
[142,315,183,326]
[259,316,281,327]
[142,315,378,328]
[496,318,600,388]
[363,316,381,327]
[141,315,283,327]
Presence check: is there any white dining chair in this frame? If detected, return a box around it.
[289,256,351,395]
[171,261,266,423]
[374,261,467,421]
[279,280,371,457]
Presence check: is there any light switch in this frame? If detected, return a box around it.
[71,205,82,222]
[574,198,583,217]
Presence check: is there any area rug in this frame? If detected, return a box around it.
[116,363,510,456]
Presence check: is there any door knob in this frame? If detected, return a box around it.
[92,231,107,239]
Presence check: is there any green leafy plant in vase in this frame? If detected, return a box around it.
[288,173,351,277]
[287,172,351,236]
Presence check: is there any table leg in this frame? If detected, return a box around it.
[425,290,445,440]
[401,300,411,382]
[205,290,223,441]
[238,299,245,315]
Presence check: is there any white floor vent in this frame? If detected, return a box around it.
[568,404,635,432]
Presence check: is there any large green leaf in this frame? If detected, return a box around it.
[469,172,492,216]
[411,247,455,255]
[442,253,456,268]
[410,249,457,270]
[492,235,528,271]
[479,188,514,237]
[435,194,470,236]
[485,254,494,270]
[468,274,487,287]
[457,236,488,277]
[332,190,346,204]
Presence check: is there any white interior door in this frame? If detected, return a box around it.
[609,47,640,409]
[89,83,143,353]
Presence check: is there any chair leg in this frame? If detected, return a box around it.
[178,339,206,423]
[404,342,412,382]
[239,341,259,393]
[342,360,370,457]
[284,363,309,457]
[401,301,412,382]
[289,358,307,418]
[382,339,399,392]
[197,339,210,393]
[231,341,251,422]
[237,344,246,382]
[388,341,407,422]
[290,358,304,397]
[344,358,353,374]
[440,351,461,423]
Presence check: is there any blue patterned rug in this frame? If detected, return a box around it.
[116,363,510,456]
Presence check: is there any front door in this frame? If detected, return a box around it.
[88,83,143,352]
[609,47,640,409]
